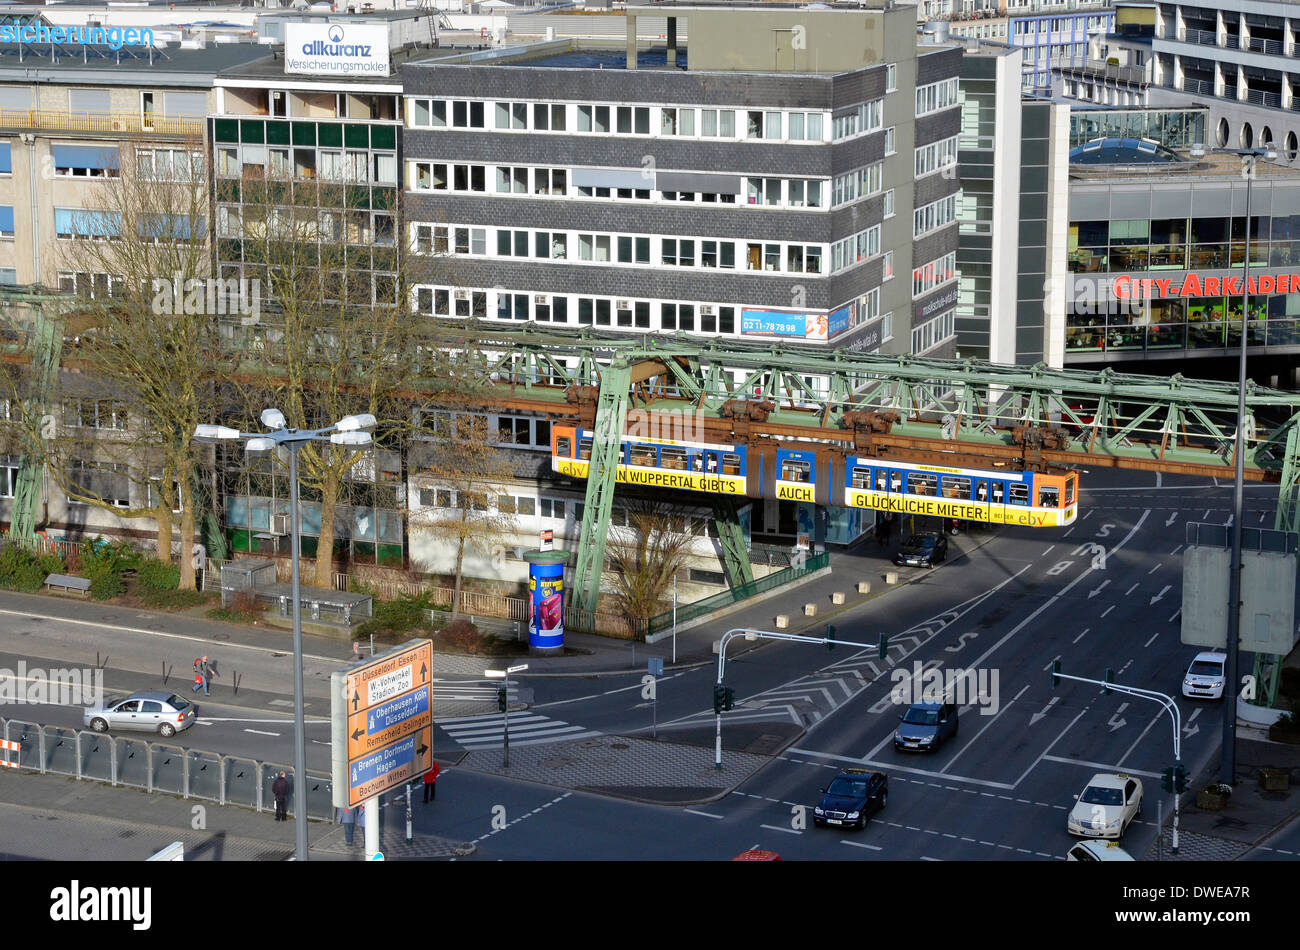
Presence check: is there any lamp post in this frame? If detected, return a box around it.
[1188,141,1277,785]
[195,409,376,860]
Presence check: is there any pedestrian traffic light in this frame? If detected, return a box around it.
[497,686,508,712]
[1051,659,1061,689]
[878,634,889,661]
[1161,766,1175,793]
[1174,764,1188,794]
[723,686,736,712]
[1104,668,1114,695]
[713,684,727,714]
[826,624,836,651]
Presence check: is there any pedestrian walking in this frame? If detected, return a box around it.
[336,805,357,844]
[422,762,440,803]
[192,656,210,695]
[272,770,290,822]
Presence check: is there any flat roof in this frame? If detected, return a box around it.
[0,41,269,78]
[1071,148,1300,182]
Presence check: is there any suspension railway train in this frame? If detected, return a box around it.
[551,425,1078,528]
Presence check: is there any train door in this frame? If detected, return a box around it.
[988,478,1006,524]
[703,449,722,474]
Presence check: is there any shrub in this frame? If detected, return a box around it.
[137,558,180,592]
[207,589,263,624]
[139,588,206,609]
[88,571,124,601]
[0,542,47,591]
[441,618,484,654]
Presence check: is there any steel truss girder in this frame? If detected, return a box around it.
[572,361,632,614]
[710,497,755,589]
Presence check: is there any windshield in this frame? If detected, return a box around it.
[827,777,869,798]
[1080,786,1123,806]
[1189,661,1223,676]
[903,536,934,552]
[902,707,940,725]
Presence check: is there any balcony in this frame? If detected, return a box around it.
[0,110,203,137]
[1243,88,1283,108]
[1183,27,1218,46]
[1246,36,1285,55]
[1181,77,1215,96]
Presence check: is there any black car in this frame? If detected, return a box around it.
[893,532,948,568]
[813,768,888,830]
[894,700,958,752]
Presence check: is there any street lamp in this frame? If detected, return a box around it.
[194,409,376,860]
[485,664,528,768]
[1188,141,1277,785]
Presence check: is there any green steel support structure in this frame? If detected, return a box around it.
[711,497,755,589]
[571,361,632,615]
[7,298,64,542]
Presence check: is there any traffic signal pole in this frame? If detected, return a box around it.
[713,627,886,771]
[1053,668,1183,855]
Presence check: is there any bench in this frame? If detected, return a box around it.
[44,573,91,597]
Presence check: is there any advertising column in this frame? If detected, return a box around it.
[524,551,568,656]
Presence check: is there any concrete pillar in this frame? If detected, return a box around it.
[363,795,380,859]
[667,16,677,66]
[626,12,637,69]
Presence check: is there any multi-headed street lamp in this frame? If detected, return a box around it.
[195,409,376,860]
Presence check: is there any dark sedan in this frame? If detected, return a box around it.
[813,768,888,830]
[893,532,948,568]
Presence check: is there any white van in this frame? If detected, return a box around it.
[1066,840,1135,861]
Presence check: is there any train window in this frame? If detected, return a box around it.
[1065,475,1076,505]
[578,438,593,460]
[908,472,938,496]
[660,446,688,470]
[704,452,719,473]
[941,476,971,500]
[975,480,988,501]
[991,481,1005,502]
[889,471,903,492]
[691,452,704,472]
[781,458,811,482]
[722,452,741,475]
[873,470,886,491]
[1039,485,1060,508]
[629,444,657,467]
[852,467,872,490]
[556,437,571,457]
[1009,483,1029,506]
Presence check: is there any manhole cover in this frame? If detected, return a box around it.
[118,830,136,839]
[611,743,629,750]
[212,633,231,641]
[578,739,603,748]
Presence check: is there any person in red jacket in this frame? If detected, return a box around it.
[422,762,440,803]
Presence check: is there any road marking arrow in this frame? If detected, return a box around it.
[1030,696,1060,725]
[1165,512,1177,527]
[1108,702,1129,733]
[1087,579,1111,599]
[1149,584,1171,606]
[1182,707,1202,739]
[944,632,979,653]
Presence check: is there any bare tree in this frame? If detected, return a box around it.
[412,414,518,613]
[39,137,217,589]
[605,499,699,637]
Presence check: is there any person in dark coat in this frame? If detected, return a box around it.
[272,771,290,822]
[422,762,440,803]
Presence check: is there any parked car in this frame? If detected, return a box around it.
[893,532,948,568]
[894,700,958,752]
[813,768,888,830]
[1182,651,1226,700]
[83,691,197,738]
[1067,773,1143,840]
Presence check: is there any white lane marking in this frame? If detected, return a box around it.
[683,809,724,820]
[1073,629,1090,644]
[943,684,1029,772]
[1117,709,1169,769]
[787,747,1015,790]
[1015,706,1090,787]
[202,717,330,724]
[1147,564,1161,575]
[760,824,802,835]
[1101,605,1115,618]
[1169,608,1181,623]
[841,840,883,851]
[244,728,280,737]
[1203,509,1211,519]
[1043,545,1055,556]
[473,792,571,843]
[1143,632,1159,648]
[920,856,942,861]
[1170,545,1184,556]
[1042,754,1161,779]
[1125,584,1138,596]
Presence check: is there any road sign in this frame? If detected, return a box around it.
[332,639,434,809]
[648,657,664,677]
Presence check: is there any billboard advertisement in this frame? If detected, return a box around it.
[284,23,390,76]
[741,308,830,341]
[528,560,565,651]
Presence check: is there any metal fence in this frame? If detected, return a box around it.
[1185,522,1298,554]
[1,716,333,821]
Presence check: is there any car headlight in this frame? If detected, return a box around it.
[846,811,860,819]
[919,735,935,744]
[814,807,824,815]
[1210,681,1222,688]
[1108,818,1122,828]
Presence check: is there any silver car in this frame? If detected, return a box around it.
[83,691,197,738]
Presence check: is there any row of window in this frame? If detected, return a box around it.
[62,399,129,431]
[913,194,959,239]
[915,135,960,178]
[915,78,960,118]
[830,225,882,274]
[411,223,839,275]
[913,251,958,298]
[216,145,398,185]
[911,309,957,355]
[408,98,847,143]
[832,162,885,207]
[831,99,885,141]
[217,206,394,246]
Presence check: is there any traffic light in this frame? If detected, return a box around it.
[497,686,508,712]
[1174,764,1188,794]
[723,686,736,712]
[1161,767,1175,793]
[1104,668,1114,695]
[878,634,889,661]
[713,684,727,714]
[826,624,836,651]
[1051,659,1061,689]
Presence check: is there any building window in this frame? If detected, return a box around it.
[53,145,120,178]
[912,252,958,298]
[886,64,898,92]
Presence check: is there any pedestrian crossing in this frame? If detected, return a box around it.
[436,712,601,750]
